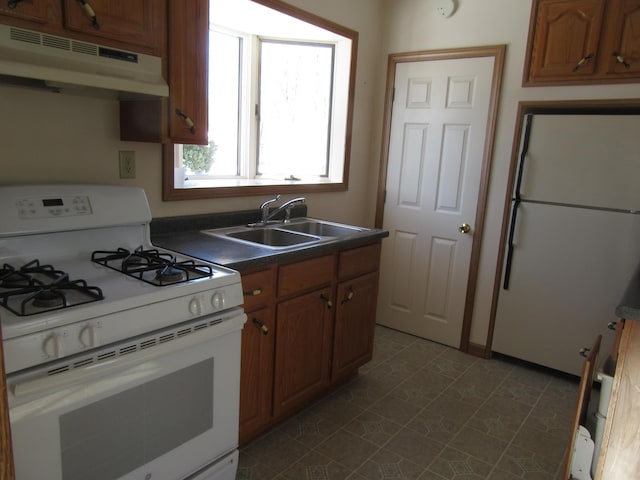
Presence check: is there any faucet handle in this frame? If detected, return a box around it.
[260,194,280,209]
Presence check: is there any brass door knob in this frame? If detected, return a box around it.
[458,223,471,234]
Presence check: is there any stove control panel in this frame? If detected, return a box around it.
[16,195,93,219]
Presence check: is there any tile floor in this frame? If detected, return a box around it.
[237,325,581,480]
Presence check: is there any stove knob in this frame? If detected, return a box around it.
[43,333,63,359]
[211,292,225,310]
[189,297,202,316]
[79,325,98,348]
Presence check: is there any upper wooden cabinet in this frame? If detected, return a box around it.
[120,0,208,145]
[0,0,47,23]
[167,0,208,145]
[524,0,640,85]
[61,0,162,51]
[0,0,163,55]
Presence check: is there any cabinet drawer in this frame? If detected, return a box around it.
[338,243,381,280]
[278,255,334,297]
[241,268,275,311]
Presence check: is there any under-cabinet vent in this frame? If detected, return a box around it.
[9,28,39,45]
[0,24,169,97]
[45,318,225,378]
[10,27,96,56]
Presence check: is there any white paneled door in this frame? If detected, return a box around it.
[377,54,496,347]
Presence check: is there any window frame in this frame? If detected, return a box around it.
[163,0,358,200]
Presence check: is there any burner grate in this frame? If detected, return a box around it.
[92,246,214,286]
[0,265,104,317]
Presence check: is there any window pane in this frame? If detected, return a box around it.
[258,41,333,179]
[206,30,242,176]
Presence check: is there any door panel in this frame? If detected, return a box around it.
[377,53,497,347]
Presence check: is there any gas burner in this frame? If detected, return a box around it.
[32,289,66,309]
[0,275,104,317]
[92,246,214,286]
[155,265,187,284]
[0,264,33,288]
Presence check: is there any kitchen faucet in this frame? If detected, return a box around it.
[255,195,306,226]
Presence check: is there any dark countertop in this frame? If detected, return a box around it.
[151,209,388,271]
[615,262,640,320]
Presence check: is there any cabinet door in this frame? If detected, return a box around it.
[0,0,47,23]
[239,306,275,446]
[332,272,379,382]
[62,0,162,51]
[241,267,275,312]
[273,287,333,418]
[526,0,606,82]
[167,0,208,145]
[605,0,640,75]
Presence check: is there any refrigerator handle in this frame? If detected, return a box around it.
[503,199,520,289]
[503,114,533,290]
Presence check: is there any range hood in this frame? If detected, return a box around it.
[0,24,169,98]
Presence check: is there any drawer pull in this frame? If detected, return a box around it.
[579,347,591,358]
[244,287,263,297]
[612,51,631,69]
[252,317,269,335]
[320,294,333,309]
[572,53,594,72]
[175,108,196,135]
[342,286,354,304]
[79,0,100,30]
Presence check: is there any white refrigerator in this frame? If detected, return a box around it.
[492,113,640,376]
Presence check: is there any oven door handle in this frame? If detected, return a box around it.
[11,314,246,399]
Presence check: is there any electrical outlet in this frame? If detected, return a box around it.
[119,151,136,179]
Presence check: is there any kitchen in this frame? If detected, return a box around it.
[1,0,640,479]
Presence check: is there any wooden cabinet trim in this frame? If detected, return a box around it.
[277,254,336,298]
[338,242,381,280]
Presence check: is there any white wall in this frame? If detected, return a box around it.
[376,0,640,347]
[0,0,384,226]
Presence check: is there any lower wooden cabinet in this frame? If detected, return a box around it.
[273,287,334,418]
[238,241,382,446]
[239,306,275,446]
[332,271,379,382]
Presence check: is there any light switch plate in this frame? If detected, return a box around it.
[119,150,136,179]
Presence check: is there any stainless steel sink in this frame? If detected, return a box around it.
[202,218,368,249]
[278,221,363,237]
[224,228,319,247]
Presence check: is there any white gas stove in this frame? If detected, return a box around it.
[0,185,245,480]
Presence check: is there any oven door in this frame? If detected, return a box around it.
[7,311,246,480]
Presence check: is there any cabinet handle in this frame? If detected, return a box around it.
[252,317,269,335]
[608,321,617,331]
[175,108,196,135]
[612,51,631,69]
[244,287,263,297]
[7,0,21,9]
[341,286,354,304]
[578,347,591,358]
[320,294,333,309]
[78,0,100,30]
[572,53,594,72]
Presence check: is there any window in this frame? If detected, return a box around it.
[166,0,358,199]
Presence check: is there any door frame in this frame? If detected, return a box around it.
[374,45,506,356]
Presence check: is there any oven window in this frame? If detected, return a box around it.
[59,359,214,480]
